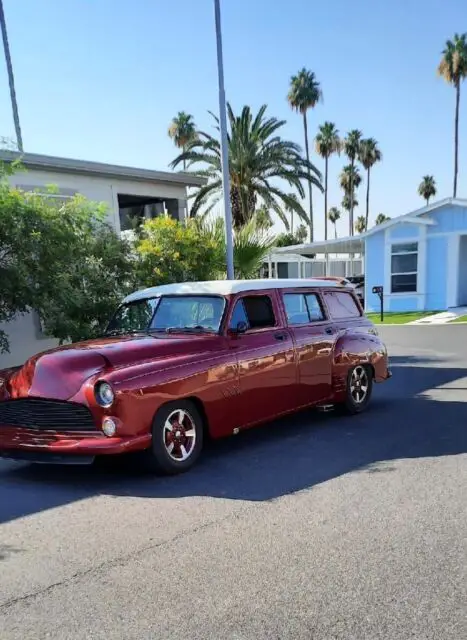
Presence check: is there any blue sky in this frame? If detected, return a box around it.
[1,0,466,239]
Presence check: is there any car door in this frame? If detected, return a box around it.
[280,289,336,406]
[227,290,298,427]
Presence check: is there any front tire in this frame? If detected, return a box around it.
[343,364,373,414]
[141,400,204,475]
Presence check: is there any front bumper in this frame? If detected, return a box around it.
[0,426,151,462]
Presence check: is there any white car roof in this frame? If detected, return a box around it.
[123,279,343,303]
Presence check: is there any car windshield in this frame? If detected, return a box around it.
[106,295,226,335]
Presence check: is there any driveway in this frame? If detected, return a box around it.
[0,326,466,639]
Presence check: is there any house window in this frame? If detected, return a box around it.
[391,242,418,293]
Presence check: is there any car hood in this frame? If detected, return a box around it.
[2,333,218,401]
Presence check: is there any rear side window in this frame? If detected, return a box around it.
[229,295,276,330]
[324,291,361,319]
[283,293,325,325]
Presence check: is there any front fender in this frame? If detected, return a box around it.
[331,330,389,399]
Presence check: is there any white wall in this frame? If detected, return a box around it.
[0,313,59,368]
[8,168,188,232]
[2,168,188,368]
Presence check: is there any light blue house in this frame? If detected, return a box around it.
[275,198,467,313]
[364,198,467,313]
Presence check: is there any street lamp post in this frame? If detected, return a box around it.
[0,0,23,152]
[213,0,234,280]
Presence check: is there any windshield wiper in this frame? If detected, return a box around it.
[165,326,215,334]
[103,329,148,337]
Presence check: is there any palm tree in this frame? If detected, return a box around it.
[168,112,197,170]
[285,192,301,233]
[354,215,366,234]
[315,122,341,241]
[197,217,276,279]
[287,69,322,241]
[343,130,362,235]
[171,104,322,227]
[418,175,437,206]
[438,33,467,198]
[359,138,382,231]
[0,0,23,151]
[255,204,274,229]
[375,213,390,225]
[342,193,359,227]
[328,206,341,239]
[339,164,362,194]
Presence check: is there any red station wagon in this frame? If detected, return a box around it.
[0,279,391,474]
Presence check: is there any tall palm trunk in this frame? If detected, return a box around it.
[302,111,313,242]
[349,158,355,236]
[334,222,337,239]
[324,155,328,241]
[453,80,460,198]
[0,0,23,152]
[426,197,429,206]
[182,146,189,220]
[365,166,370,231]
[290,209,294,234]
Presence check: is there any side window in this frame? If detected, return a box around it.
[229,299,249,330]
[230,295,276,330]
[324,291,361,319]
[283,293,325,325]
[305,294,325,322]
[284,294,309,325]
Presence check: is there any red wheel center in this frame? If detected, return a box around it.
[167,421,186,445]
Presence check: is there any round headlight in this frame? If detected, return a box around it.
[95,381,115,407]
[102,417,117,437]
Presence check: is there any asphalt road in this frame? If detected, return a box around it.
[0,326,466,639]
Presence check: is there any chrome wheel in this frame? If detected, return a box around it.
[349,366,369,404]
[163,409,197,462]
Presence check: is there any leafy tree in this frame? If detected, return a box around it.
[375,213,390,225]
[171,104,322,228]
[136,215,275,282]
[418,175,437,206]
[343,130,362,235]
[438,33,467,197]
[168,112,197,170]
[354,215,366,234]
[287,69,323,241]
[135,216,223,286]
[315,122,341,241]
[328,206,341,239]
[0,178,133,351]
[359,137,382,230]
[275,224,308,247]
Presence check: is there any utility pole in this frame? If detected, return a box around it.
[214,0,234,279]
[0,0,23,152]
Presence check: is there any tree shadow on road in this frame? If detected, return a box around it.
[1,357,466,524]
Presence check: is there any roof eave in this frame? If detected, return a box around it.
[0,150,207,188]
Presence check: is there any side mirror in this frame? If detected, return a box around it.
[236,321,248,334]
[229,321,248,336]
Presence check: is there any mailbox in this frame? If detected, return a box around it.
[372,286,384,321]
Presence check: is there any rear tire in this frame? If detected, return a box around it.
[140,400,204,475]
[342,364,373,415]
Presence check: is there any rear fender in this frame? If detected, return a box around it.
[331,330,388,400]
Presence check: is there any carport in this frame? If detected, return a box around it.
[270,236,366,278]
